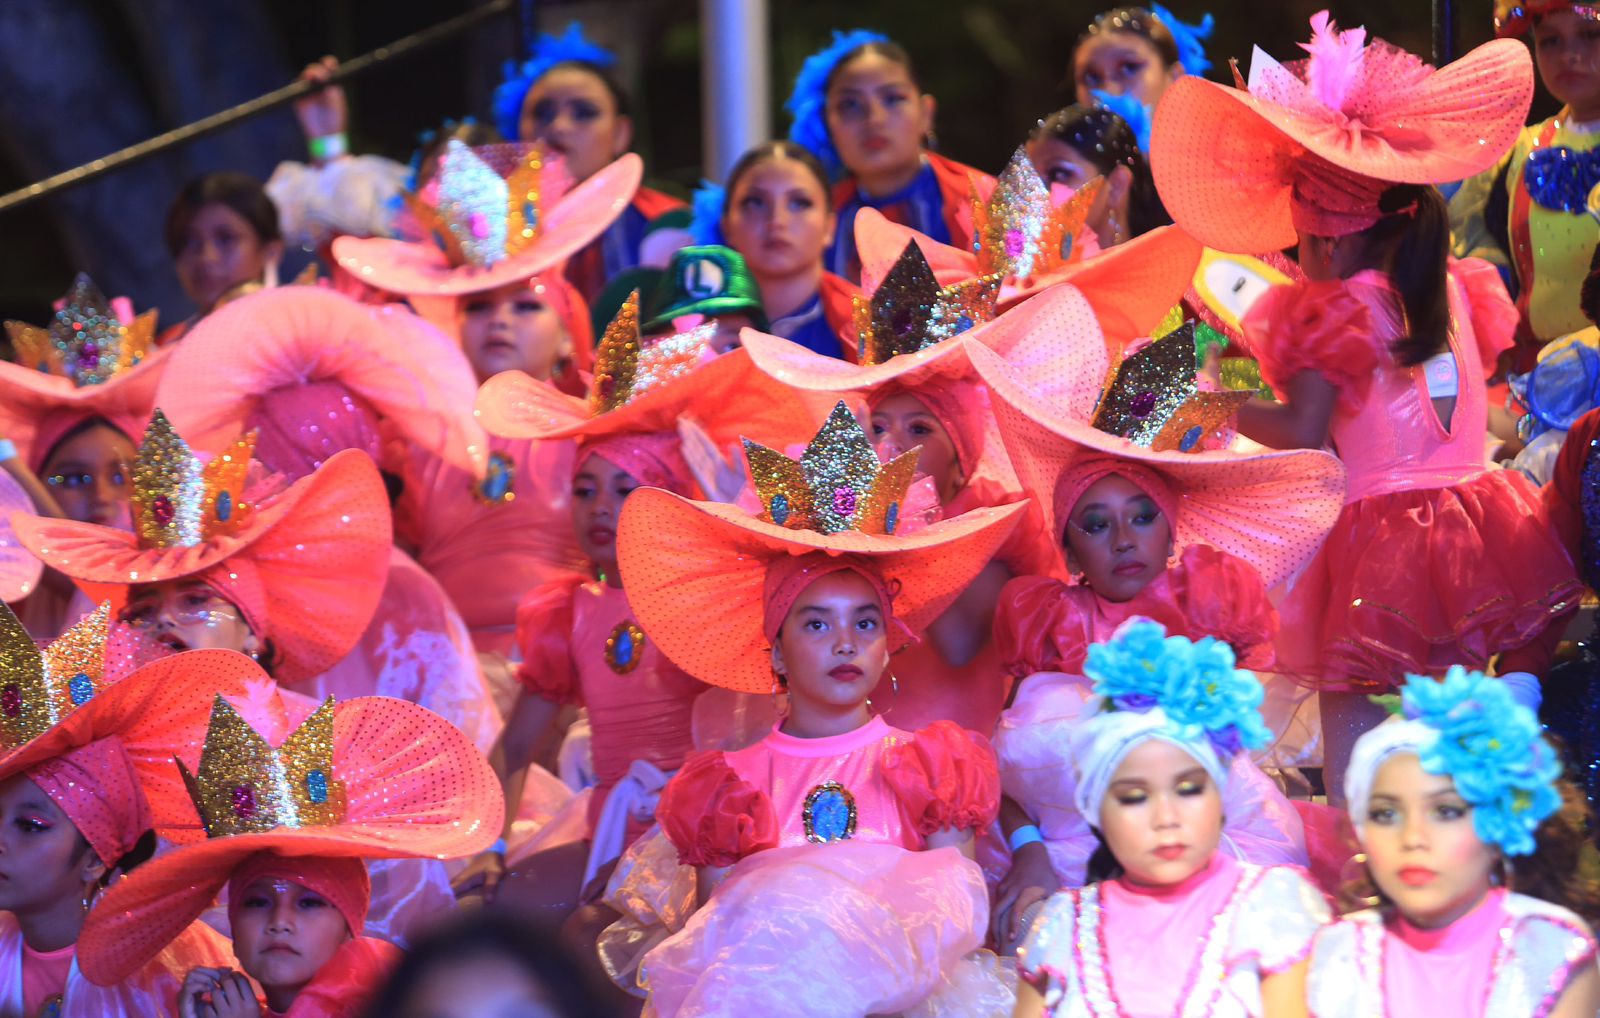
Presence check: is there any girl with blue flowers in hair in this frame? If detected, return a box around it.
[786,31,988,285]
[495,23,688,302]
[1308,667,1600,1017]
[1013,620,1331,1018]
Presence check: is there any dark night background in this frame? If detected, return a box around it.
[0,1,1523,331]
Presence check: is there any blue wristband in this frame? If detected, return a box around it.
[1008,824,1044,852]
[489,838,507,855]
[0,439,15,463]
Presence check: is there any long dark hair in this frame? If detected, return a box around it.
[1349,183,1452,368]
[1033,104,1170,237]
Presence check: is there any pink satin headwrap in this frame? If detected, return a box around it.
[869,378,986,479]
[227,852,371,938]
[26,737,153,868]
[1290,154,1393,238]
[760,553,916,652]
[246,381,384,483]
[533,272,595,375]
[28,413,142,474]
[1052,456,1181,543]
[577,433,694,496]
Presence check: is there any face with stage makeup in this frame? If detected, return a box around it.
[770,570,890,723]
[825,48,935,191]
[571,453,641,578]
[0,775,105,919]
[722,153,837,281]
[119,578,262,659]
[458,281,573,384]
[1534,10,1600,118]
[1062,472,1173,601]
[518,65,632,183]
[230,875,351,1007]
[1098,738,1224,886]
[40,420,136,530]
[1072,29,1178,108]
[869,391,961,504]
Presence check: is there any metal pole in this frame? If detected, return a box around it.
[1432,0,1457,65]
[700,0,770,182]
[0,0,517,215]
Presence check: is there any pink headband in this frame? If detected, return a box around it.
[227,852,370,939]
[576,433,694,497]
[1289,154,1392,238]
[869,378,985,479]
[761,554,916,652]
[1052,457,1180,543]
[247,381,384,484]
[26,737,153,869]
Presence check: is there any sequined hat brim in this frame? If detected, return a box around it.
[0,348,172,464]
[617,487,1026,694]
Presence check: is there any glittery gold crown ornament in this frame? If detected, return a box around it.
[1091,322,1251,451]
[853,242,1001,366]
[178,694,345,838]
[588,291,716,415]
[4,274,158,387]
[743,401,920,535]
[132,410,256,549]
[0,602,111,747]
[406,140,548,269]
[970,148,1102,282]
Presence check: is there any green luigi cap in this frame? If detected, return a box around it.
[640,245,769,333]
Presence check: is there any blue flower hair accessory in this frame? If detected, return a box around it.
[1150,4,1215,78]
[1089,90,1153,155]
[689,180,727,246]
[494,23,618,140]
[785,29,890,179]
[1084,619,1273,758]
[1393,666,1563,857]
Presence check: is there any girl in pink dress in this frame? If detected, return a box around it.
[1014,620,1332,1018]
[1308,668,1600,1017]
[968,338,1346,947]
[0,607,260,1017]
[608,403,1024,1015]
[1149,13,1580,797]
[469,306,830,919]
[740,211,1201,736]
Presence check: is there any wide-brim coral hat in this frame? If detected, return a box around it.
[968,341,1345,588]
[0,348,171,469]
[0,643,268,830]
[617,487,1025,693]
[10,449,391,683]
[154,286,487,478]
[853,210,1201,343]
[77,692,501,985]
[476,346,835,448]
[331,152,642,298]
[1151,23,1532,253]
[0,471,41,603]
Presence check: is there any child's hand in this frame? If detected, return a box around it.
[181,967,261,1018]
[293,56,347,148]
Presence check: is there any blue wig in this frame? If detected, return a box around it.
[493,23,618,140]
[784,29,891,180]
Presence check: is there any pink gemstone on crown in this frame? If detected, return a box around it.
[0,685,20,718]
[151,495,175,527]
[1004,228,1026,259]
[832,486,857,517]
[469,212,491,239]
[232,783,258,819]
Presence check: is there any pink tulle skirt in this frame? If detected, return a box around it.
[1277,470,1581,692]
[636,842,995,1017]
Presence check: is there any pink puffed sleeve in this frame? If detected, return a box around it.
[512,574,587,704]
[883,721,1001,836]
[993,575,1092,679]
[1242,280,1381,414]
[656,750,780,867]
[1450,256,1517,377]
[1170,545,1280,672]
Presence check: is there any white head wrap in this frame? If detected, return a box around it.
[1343,717,1435,840]
[1070,702,1231,826]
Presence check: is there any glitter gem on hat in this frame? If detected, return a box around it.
[0,602,111,747]
[970,148,1100,283]
[5,274,158,387]
[132,410,256,549]
[743,401,919,535]
[406,140,548,270]
[588,290,716,415]
[178,694,345,839]
[1091,323,1250,451]
[853,242,1001,366]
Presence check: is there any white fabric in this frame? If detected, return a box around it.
[585,759,672,891]
[266,155,408,250]
[1070,702,1230,825]
[1343,717,1434,839]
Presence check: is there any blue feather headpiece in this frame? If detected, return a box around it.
[1090,90,1153,156]
[785,29,891,180]
[688,180,727,246]
[493,23,618,140]
[1150,4,1215,78]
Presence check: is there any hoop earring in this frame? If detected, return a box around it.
[890,672,900,696]
[770,673,788,716]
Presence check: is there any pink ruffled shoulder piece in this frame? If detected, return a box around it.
[1242,279,1382,414]
[881,721,1001,837]
[512,572,590,705]
[1449,256,1517,377]
[1167,545,1279,671]
[281,937,402,1018]
[993,575,1094,680]
[656,749,779,868]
